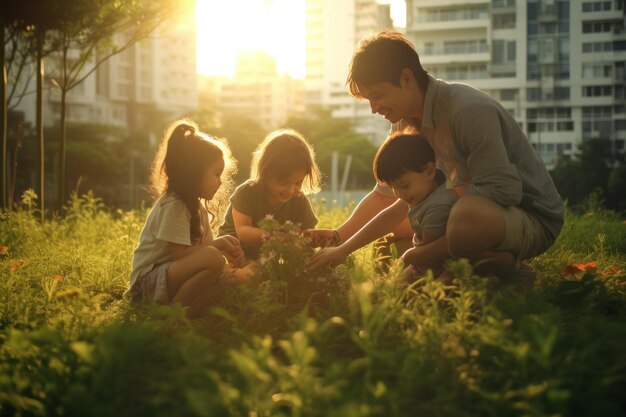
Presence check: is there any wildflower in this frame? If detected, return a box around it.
[563,261,598,276]
[53,275,63,283]
[8,260,26,271]
[0,246,8,256]
[264,214,274,220]
[284,220,293,226]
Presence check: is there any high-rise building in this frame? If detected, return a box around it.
[305,0,394,145]
[203,50,305,131]
[13,10,198,136]
[405,0,626,168]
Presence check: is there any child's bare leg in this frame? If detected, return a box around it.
[224,261,264,284]
[166,246,226,316]
[173,270,225,317]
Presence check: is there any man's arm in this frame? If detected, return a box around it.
[307,199,408,271]
[454,105,523,207]
[336,188,412,241]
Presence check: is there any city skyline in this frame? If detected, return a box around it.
[195,0,406,78]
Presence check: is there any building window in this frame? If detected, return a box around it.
[582,62,613,78]
[582,85,612,97]
[493,13,516,29]
[583,20,622,33]
[492,40,516,64]
[582,1,613,12]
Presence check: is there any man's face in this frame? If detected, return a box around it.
[359,82,409,124]
[358,69,418,123]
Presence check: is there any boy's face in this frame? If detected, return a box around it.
[358,69,419,123]
[387,164,437,208]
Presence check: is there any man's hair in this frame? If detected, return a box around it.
[374,132,435,184]
[347,29,429,99]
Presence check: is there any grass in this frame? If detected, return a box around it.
[0,190,625,417]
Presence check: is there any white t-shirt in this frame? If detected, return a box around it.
[125,193,213,296]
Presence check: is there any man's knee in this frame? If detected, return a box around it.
[447,195,506,258]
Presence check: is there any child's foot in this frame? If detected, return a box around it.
[233,261,264,284]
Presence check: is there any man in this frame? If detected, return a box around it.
[306,30,564,280]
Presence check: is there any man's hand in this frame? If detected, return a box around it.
[211,236,245,267]
[306,245,349,271]
[303,228,337,247]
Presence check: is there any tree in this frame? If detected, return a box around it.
[47,0,188,208]
[286,107,378,188]
[551,138,619,209]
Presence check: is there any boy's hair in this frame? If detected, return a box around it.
[151,119,236,241]
[250,128,322,195]
[347,29,429,99]
[374,132,435,184]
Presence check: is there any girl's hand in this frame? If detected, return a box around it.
[303,228,338,248]
[211,236,245,267]
[306,245,349,271]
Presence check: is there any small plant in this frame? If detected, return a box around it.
[257,215,349,309]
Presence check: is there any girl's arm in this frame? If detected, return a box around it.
[169,242,205,261]
[306,199,407,271]
[169,237,244,266]
[232,207,265,244]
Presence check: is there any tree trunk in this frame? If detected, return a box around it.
[36,30,44,221]
[1,20,7,209]
[58,87,67,209]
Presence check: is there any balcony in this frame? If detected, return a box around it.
[411,13,489,32]
[414,0,488,8]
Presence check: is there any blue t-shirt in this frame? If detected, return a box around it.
[407,184,456,244]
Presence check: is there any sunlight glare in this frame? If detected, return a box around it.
[196,0,306,78]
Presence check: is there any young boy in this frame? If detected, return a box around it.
[374,132,456,278]
[307,131,463,280]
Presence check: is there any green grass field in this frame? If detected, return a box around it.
[1,191,625,417]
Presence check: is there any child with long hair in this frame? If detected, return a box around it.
[125,120,247,317]
[219,128,322,260]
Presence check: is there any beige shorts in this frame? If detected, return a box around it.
[494,206,553,262]
[128,262,171,305]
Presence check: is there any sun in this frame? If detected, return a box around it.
[196,0,306,78]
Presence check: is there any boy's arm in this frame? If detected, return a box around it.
[307,199,407,270]
[401,232,448,272]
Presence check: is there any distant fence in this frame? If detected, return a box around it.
[311,189,370,208]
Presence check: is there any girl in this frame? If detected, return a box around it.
[219,128,322,260]
[125,120,247,318]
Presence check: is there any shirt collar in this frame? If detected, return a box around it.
[420,73,439,129]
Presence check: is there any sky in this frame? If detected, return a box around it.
[196,0,406,79]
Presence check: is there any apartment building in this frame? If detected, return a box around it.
[13,10,198,138]
[202,50,305,131]
[305,0,394,145]
[405,0,626,168]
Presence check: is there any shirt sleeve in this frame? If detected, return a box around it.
[155,199,191,246]
[374,182,396,197]
[453,105,523,207]
[297,195,318,230]
[229,183,255,217]
[420,203,452,240]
